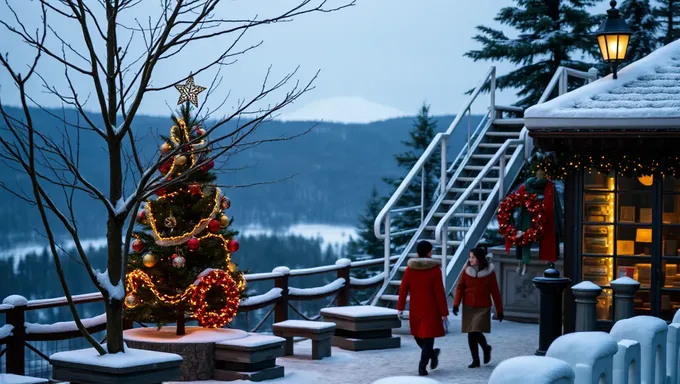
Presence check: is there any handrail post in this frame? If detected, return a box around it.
[467,108,472,155]
[499,150,506,204]
[490,67,496,119]
[5,298,26,375]
[335,259,351,307]
[441,223,448,286]
[384,212,391,284]
[421,167,426,223]
[558,68,567,96]
[588,67,599,84]
[440,136,447,197]
[273,267,290,323]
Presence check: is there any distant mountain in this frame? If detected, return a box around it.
[0,106,481,245]
[278,96,409,124]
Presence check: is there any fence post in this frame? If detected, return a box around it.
[571,281,602,332]
[532,267,571,356]
[4,295,27,375]
[273,267,290,324]
[610,276,640,322]
[335,259,352,307]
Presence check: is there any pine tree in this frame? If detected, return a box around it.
[348,186,386,279]
[654,0,680,45]
[125,105,246,334]
[620,0,658,62]
[384,103,440,250]
[465,0,602,109]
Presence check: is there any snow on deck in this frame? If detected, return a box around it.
[525,38,680,124]
[169,315,538,384]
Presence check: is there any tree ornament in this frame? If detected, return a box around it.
[174,76,207,107]
[155,188,166,196]
[124,294,138,308]
[228,261,236,273]
[172,255,186,268]
[201,160,215,172]
[208,219,221,233]
[159,162,171,175]
[220,214,229,228]
[497,191,546,249]
[221,196,231,210]
[191,269,241,327]
[187,237,200,251]
[189,183,202,196]
[164,214,177,229]
[136,210,147,224]
[195,128,206,136]
[143,253,157,267]
[132,239,144,252]
[227,239,240,253]
[175,155,188,166]
[160,142,172,154]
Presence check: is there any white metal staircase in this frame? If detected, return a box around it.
[372,66,599,309]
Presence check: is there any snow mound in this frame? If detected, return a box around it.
[288,278,345,297]
[0,324,14,339]
[274,320,336,330]
[611,276,640,286]
[277,96,409,124]
[3,295,27,307]
[95,269,124,300]
[488,356,574,383]
[25,313,106,334]
[240,288,282,307]
[546,331,618,364]
[610,315,667,342]
[572,281,602,291]
[50,344,182,369]
[123,326,247,344]
[320,305,398,318]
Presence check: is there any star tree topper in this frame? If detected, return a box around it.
[174,76,206,107]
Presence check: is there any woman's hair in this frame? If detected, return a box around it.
[470,245,489,270]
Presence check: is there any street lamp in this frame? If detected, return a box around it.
[594,0,632,79]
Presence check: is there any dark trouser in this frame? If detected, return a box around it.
[467,332,488,361]
[414,337,434,366]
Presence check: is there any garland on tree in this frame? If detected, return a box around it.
[497,191,546,251]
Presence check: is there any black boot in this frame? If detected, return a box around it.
[419,363,429,376]
[483,345,492,364]
[431,348,440,370]
[467,333,481,368]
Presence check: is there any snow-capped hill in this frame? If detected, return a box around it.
[278,96,410,124]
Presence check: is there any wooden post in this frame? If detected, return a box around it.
[5,296,27,375]
[273,267,290,324]
[336,259,351,307]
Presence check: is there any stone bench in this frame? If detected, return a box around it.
[320,306,401,351]
[0,374,48,383]
[214,334,285,382]
[272,320,336,360]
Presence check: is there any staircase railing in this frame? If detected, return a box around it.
[373,66,497,285]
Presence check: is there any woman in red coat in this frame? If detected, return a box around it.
[397,240,449,376]
[453,245,504,368]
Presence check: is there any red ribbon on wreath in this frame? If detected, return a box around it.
[497,191,546,252]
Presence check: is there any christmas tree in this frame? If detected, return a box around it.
[620,0,658,63]
[124,77,245,335]
[653,0,680,45]
[465,0,602,108]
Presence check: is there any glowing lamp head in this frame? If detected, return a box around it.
[594,1,632,79]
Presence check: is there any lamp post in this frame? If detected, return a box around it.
[594,0,632,79]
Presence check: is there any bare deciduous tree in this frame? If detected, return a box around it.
[0,0,354,355]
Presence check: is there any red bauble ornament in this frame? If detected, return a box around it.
[201,160,215,172]
[227,239,240,253]
[136,210,146,223]
[132,239,144,252]
[159,162,171,174]
[221,196,231,210]
[208,219,221,233]
[187,237,200,251]
[189,183,202,196]
[195,128,206,136]
[155,188,166,196]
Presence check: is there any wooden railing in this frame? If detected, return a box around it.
[0,256,396,378]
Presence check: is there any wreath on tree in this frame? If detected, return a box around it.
[497,191,546,250]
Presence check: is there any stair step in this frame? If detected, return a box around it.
[471,154,514,160]
[441,199,485,206]
[485,131,522,137]
[434,212,478,218]
[494,105,524,114]
[492,118,525,126]
[451,188,493,194]
[458,176,498,182]
[425,225,469,232]
[478,143,503,149]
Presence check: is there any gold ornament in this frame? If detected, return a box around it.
[124,294,138,308]
[164,214,177,229]
[228,261,236,273]
[174,76,206,107]
[143,253,157,267]
[160,142,171,153]
[174,155,188,166]
[220,214,229,228]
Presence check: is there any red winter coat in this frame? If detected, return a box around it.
[453,262,503,312]
[397,257,449,338]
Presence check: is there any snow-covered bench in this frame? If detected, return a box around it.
[0,374,48,384]
[272,320,336,360]
[320,306,401,351]
[214,334,285,381]
[545,331,618,383]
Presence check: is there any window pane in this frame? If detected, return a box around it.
[616,226,653,256]
[663,194,680,224]
[633,290,653,317]
[596,289,613,321]
[662,227,680,257]
[662,260,680,288]
[617,193,653,224]
[584,171,614,191]
[584,193,614,223]
[616,258,651,289]
[664,175,680,193]
[582,256,613,286]
[660,290,680,321]
[618,175,653,191]
[583,225,613,255]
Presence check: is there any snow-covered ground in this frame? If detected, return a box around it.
[168,315,539,384]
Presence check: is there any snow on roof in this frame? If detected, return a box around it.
[525,39,680,129]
